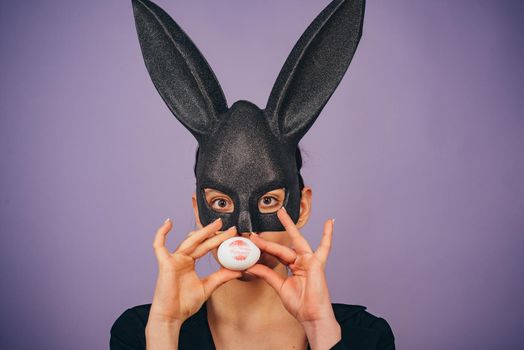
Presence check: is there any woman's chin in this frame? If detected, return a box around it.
[237,270,258,282]
[257,251,279,269]
[236,253,280,282]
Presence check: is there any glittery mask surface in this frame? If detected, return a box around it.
[131,0,365,232]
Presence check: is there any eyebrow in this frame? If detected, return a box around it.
[204,188,227,195]
[264,188,285,195]
[204,187,284,196]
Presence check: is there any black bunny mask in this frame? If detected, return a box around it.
[131,0,365,233]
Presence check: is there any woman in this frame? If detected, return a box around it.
[111,147,395,350]
[111,0,395,348]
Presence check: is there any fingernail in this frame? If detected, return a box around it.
[332,218,335,224]
[164,218,170,224]
[228,226,236,231]
[213,218,221,223]
[281,206,287,212]
[250,232,258,237]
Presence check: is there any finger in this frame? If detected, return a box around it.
[246,263,286,293]
[187,224,228,237]
[315,218,334,264]
[249,233,297,265]
[186,230,198,237]
[202,267,243,299]
[277,207,313,254]
[153,218,172,260]
[177,218,223,254]
[190,226,238,259]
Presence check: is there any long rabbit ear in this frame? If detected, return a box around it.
[132,0,228,141]
[265,0,365,145]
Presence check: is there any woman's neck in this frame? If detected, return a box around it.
[206,263,291,329]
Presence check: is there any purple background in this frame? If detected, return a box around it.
[1,0,523,349]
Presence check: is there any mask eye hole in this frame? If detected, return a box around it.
[258,188,285,213]
[204,188,234,213]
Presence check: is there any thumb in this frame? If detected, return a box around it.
[246,264,285,294]
[202,267,242,299]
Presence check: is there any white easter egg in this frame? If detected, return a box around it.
[217,236,261,271]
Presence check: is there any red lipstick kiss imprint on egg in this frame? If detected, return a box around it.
[228,239,251,261]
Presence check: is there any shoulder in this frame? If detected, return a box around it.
[109,303,210,349]
[111,303,152,330]
[110,304,151,349]
[331,303,395,350]
[113,304,152,324]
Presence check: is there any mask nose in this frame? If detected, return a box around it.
[237,210,253,234]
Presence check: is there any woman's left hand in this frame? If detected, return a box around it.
[246,207,337,328]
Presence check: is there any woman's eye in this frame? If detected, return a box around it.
[257,188,285,213]
[258,196,279,212]
[211,198,233,212]
[262,197,277,206]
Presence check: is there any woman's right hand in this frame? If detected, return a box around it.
[148,217,241,324]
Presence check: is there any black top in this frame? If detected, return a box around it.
[110,302,395,349]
